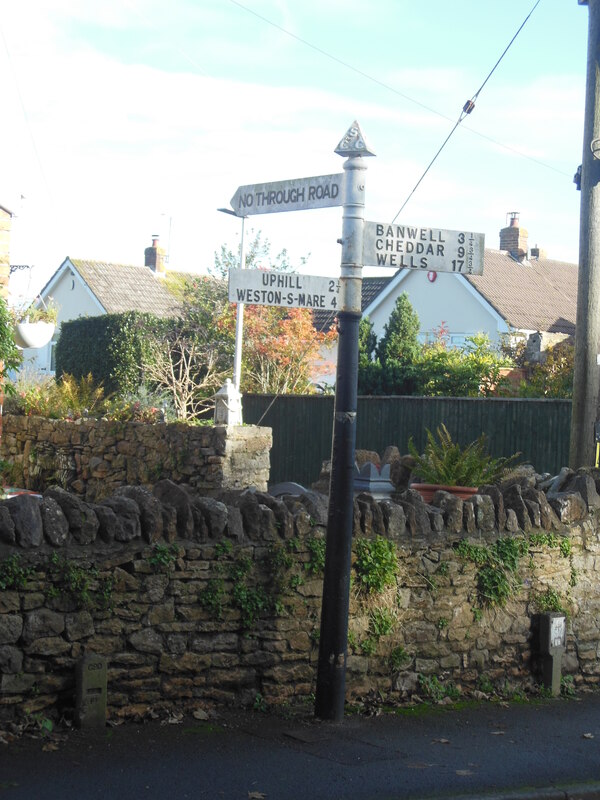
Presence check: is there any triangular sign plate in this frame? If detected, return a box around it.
[334,121,375,157]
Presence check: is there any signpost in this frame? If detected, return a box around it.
[230,173,345,216]
[363,221,484,274]
[228,268,340,311]
[222,119,484,723]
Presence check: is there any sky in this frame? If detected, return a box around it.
[0,0,589,303]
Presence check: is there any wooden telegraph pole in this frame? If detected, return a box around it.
[570,0,600,468]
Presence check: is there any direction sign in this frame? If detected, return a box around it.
[230,173,344,216]
[363,221,485,275]
[228,268,340,311]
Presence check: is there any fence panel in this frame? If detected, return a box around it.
[242,395,572,488]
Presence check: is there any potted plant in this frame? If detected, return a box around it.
[12,297,58,349]
[408,423,520,502]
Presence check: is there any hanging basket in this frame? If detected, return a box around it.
[14,321,55,349]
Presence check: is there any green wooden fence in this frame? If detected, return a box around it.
[242,395,573,488]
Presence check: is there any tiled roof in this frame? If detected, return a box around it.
[312,275,395,331]
[466,250,577,335]
[70,259,182,318]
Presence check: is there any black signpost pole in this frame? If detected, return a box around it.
[315,123,374,722]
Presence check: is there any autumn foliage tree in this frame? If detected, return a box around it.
[141,234,334,416]
[241,305,335,394]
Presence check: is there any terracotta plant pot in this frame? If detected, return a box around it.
[14,321,55,349]
[411,483,479,504]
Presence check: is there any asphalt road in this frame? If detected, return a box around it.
[2,695,600,800]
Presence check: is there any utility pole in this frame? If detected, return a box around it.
[570,0,600,468]
[315,123,374,722]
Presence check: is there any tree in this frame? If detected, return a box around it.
[518,341,574,399]
[241,306,335,394]
[141,277,235,420]
[376,292,421,366]
[0,297,22,393]
[210,230,308,279]
[358,316,377,368]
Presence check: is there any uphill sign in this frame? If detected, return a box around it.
[229,268,340,311]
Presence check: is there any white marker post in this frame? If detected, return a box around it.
[315,122,375,722]
[217,208,247,392]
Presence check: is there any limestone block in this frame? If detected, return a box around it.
[503,484,532,532]
[463,501,476,534]
[6,495,43,548]
[116,486,163,543]
[159,652,210,673]
[65,610,94,641]
[25,636,71,656]
[41,497,69,547]
[129,628,164,654]
[0,615,23,644]
[44,486,99,544]
[434,492,464,535]
[153,480,194,539]
[564,473,600,510]
[0,505,16,544]
[549,492,588,523]
[0,592,20,613]
[22,609,65,645]
[100,496,141,542]
[379,499,406,539]
[1,672,37,694]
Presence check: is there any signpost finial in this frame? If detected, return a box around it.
[334,120,375,157]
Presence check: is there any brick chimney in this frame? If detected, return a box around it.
[530,245,547,260]
[499,212,528,261]
[144,234,166,275]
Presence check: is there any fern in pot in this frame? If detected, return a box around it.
[408,423,520,502]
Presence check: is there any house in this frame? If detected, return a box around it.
[20,237,182,373]
[315,213,578,386]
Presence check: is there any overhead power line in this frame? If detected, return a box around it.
[391,0,543,222]
[227,0,564,189]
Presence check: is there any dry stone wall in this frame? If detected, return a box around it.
[0,416,272,501]
[1,466,600,725]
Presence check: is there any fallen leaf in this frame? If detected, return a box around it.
[432,738,450,744]
[583,733,595,739]
[456,770,475,776]
[161,712,183,726]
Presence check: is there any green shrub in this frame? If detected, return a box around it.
[0,554,31,590]
[354,536,398,595]
[55,312,167,395]
[306,535,326,575]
